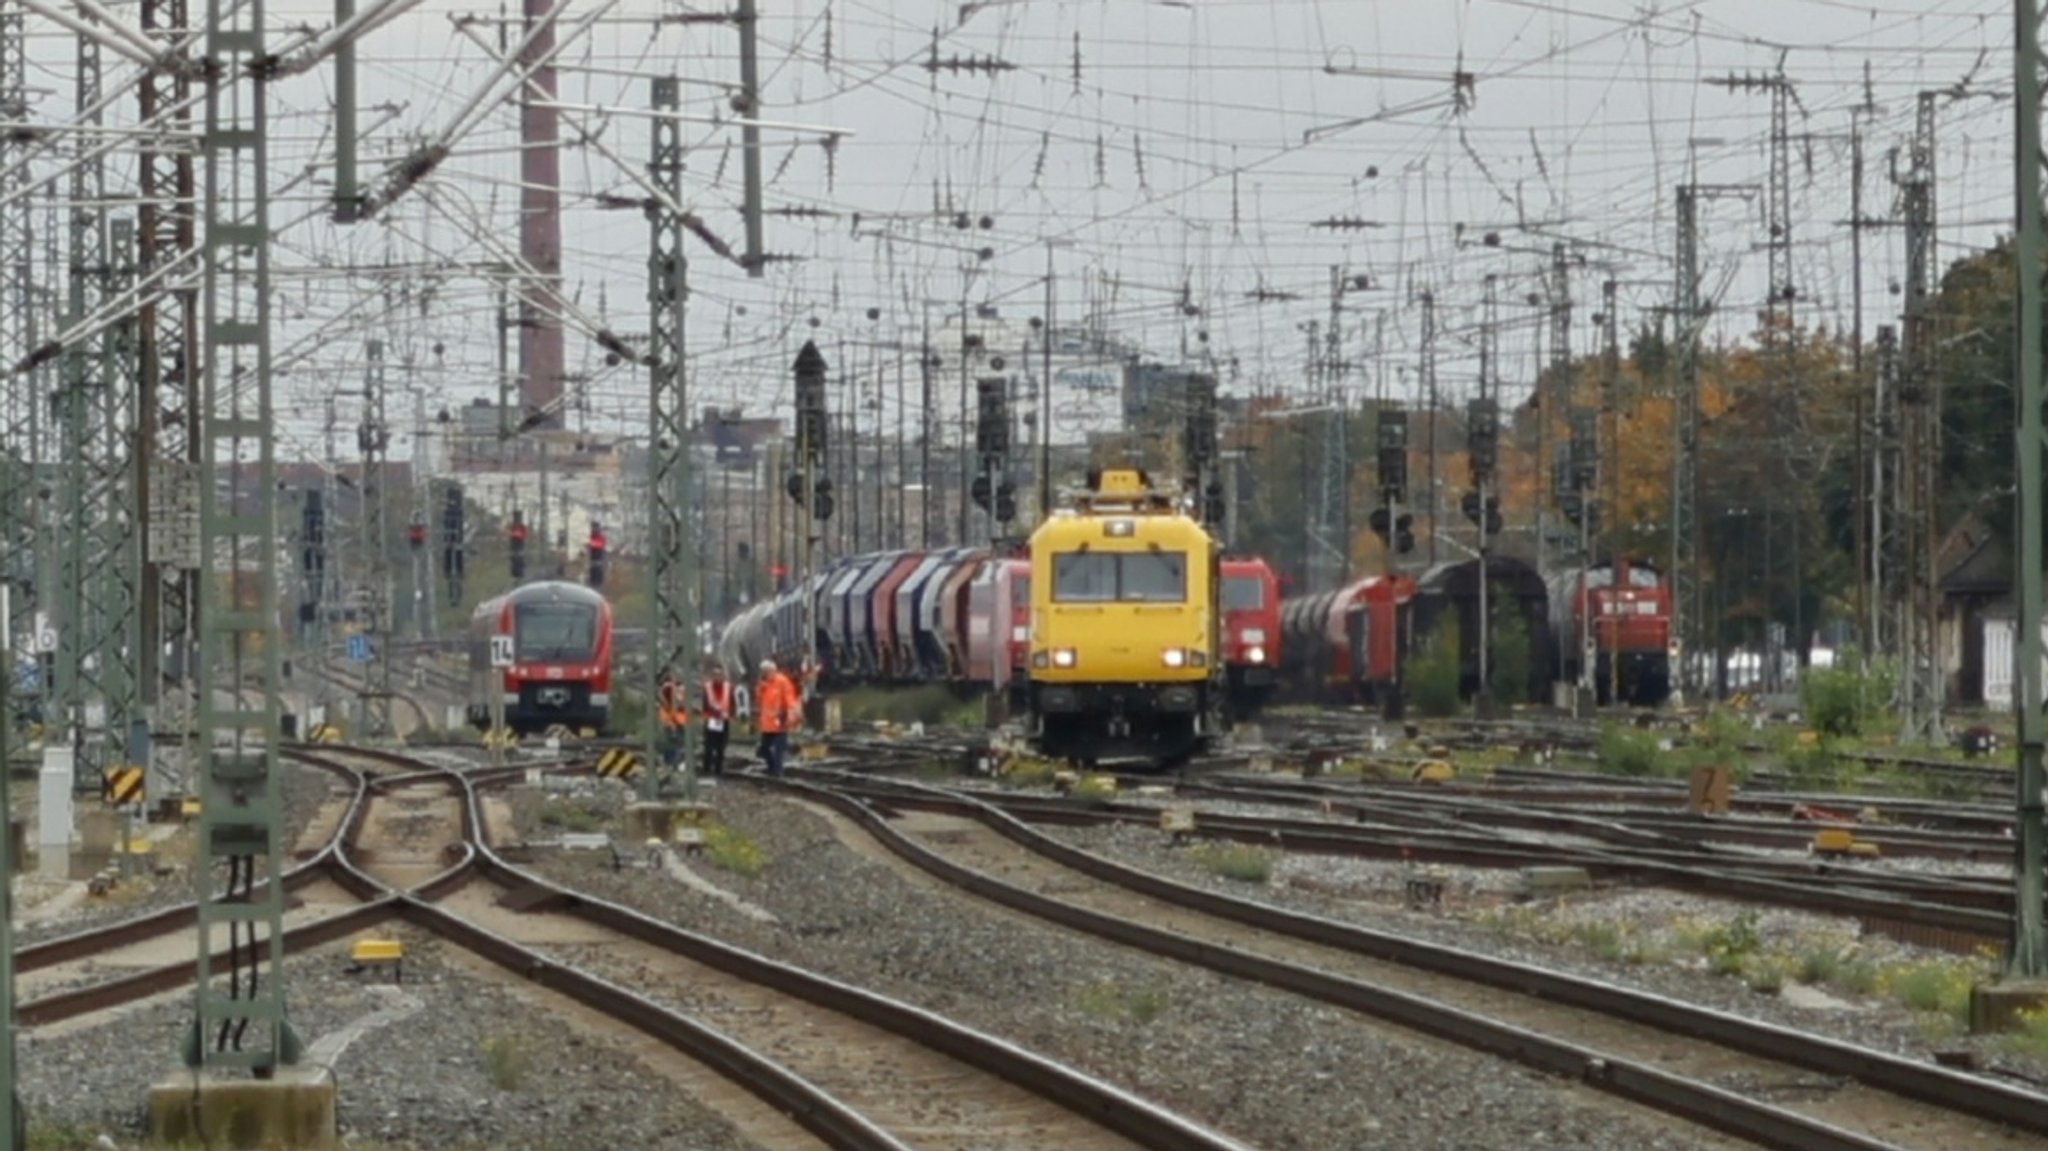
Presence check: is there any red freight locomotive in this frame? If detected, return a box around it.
[1547,558,1673,706]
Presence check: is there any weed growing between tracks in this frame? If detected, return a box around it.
[1073,979,1172,1024]
[2003,1009,2048,1060]
[1191,842,1273,884]
[481,1033,533,1091]
[1483,902,2008,1040]
[703,823,769,877]
[538,798,607,834]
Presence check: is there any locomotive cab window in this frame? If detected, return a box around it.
[1222,575,1265,610]
[1053,551,1187,603]
[1119,551,1187,602]
[1052,552,1117,602]
[516,602,598,661]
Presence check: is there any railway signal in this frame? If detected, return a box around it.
[508,513,528,580]
[587,522,609,590]
[441,483,466,605]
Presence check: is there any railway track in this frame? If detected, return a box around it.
[778,765,2048,1151]
[22,743,1257,1151]
[797,739,2025,950]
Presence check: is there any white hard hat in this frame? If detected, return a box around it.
[759,658,776,672]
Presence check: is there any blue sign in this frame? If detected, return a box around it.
[15,661,37,690]
[347,634,372,663]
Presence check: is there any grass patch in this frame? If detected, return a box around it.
[834,685,984,728]
[1571,920,1628,963]
[2001,1009,2048,1063]
[481,1033,533,1091]
[1074,979,1172,1023]
[538,799,606,834]
[1885,960,1976,1024]
[27,1123,105,1151]
[1191,842,1272,884]
[703,823,768,877]
[1596,723,1666,778]
[1000,756,1062,789]
[1070,775,1118,800]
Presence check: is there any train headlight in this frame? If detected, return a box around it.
[1052,648,1078,668]
[1247,645,1266,664]
[1243,628,1267,644]
[1031,651,1048,669]
[1189,650,1208,668]
[1162,648,1186,668]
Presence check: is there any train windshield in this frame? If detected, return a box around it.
[515,602,599,661]
[1120,552,1187,602]
[1222,575,1265,611]
[1052,552,1187,603]
[1051,553,1117,602]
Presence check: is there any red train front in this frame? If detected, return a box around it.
[468,580,615,733]
[1551,559,1672,707]
[1220,556,1281,717]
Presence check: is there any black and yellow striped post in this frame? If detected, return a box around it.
[596,748,642,780]
[103,766,145,808]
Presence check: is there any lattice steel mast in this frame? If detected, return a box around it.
[139,0,202,802]
[188,0,301,1071]
[56,30,107,773]
[646,75,697,794]
[1896,93,1944,744]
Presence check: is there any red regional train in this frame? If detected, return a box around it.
[717,547,1282,719]
[466,580,616,733]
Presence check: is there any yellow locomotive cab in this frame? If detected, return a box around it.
[1026,469,1222,767]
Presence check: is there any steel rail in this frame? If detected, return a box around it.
[786,769,2048,1147]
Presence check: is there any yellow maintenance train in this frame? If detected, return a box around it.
[1026,468,1222,767]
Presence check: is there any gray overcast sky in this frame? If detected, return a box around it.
[18,0,2020,458]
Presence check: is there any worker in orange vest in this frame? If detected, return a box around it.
[657,668,689,768]
[699,663,735,776]
[754,658,801,778]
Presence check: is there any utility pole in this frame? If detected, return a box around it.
[1420,290,1438,566]
[1039,244,1055,521]
[1468,277,1503,710]
[1848,71,1883,659]
[1600,280,1623,703]
[1897,92,1944,745]
[358,341,392,738]
[188,0,302,1075]
[791,341,831,676]
[1315,267,1351,586]
[647,75,697,797]
[918,315,934,549]
[518,0,565,426]
[2005,0,2048,985]
[1666,184,1752,701]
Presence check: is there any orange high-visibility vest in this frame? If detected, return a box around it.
[658,679,689,728]
[702,679,733,719]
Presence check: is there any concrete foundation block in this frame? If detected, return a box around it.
[1519,865,1593,899]
[1969,979,2048,1035]
[623,802,717,844]
[149,1065,337,1149]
